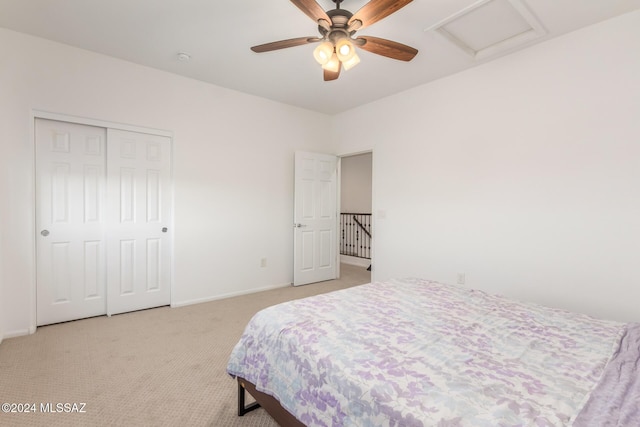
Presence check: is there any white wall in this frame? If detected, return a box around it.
[334,10,640,322]
[341,153,372,213]
[0,28,334,337]
[0,193,4,345]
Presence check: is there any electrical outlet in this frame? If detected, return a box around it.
[260,258,267,268]
[457,273,466,285]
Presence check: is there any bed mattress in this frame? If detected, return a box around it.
[227,278,640,426]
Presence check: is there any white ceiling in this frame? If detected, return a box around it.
[1,0,639,114]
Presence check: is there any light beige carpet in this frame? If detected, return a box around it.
[0,264,370,427]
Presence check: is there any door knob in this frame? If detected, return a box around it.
[294,223,307,228]
[41,229,50,237]
[162,227,168,233]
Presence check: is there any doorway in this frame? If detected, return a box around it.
[339,152,373,274]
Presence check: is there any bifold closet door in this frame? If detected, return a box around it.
[36,119,108,326]
[106,129,171,316]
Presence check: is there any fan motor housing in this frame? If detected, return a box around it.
[318,8,353,35]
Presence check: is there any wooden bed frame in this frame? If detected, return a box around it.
[237,376,305,427]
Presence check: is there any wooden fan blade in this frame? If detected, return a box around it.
[355,36,417,61]
[290,0,331,24]
[251,37,320,53]
[323,64,341,81]
[348,0,412,30]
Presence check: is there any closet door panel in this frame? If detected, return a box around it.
[35,119,107,326]
[106,129,172,315]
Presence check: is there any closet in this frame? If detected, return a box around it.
[35,118,172,326]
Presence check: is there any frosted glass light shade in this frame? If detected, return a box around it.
[335,38,356,62]
[342,52,360,70]
[322,53,340,72]
[313,41,334,65]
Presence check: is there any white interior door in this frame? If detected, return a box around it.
[293,151,338,286]
[106,129,172,315]
[36,119,107,326]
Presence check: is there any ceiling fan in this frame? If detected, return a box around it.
[250,0,418,81]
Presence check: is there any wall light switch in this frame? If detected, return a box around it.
[260,258,267,268]
[457,273,466,285]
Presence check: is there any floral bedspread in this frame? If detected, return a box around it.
[227,278,626,426]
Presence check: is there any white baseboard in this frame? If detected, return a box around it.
[3,328,32,340]
[171,282,292,308]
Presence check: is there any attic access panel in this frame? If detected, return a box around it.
[426,0,546,60]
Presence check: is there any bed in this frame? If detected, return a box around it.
[227,278,640,426]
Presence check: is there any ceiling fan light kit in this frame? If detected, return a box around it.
[251,0,418,81]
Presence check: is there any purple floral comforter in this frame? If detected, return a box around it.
[227,279,639,426]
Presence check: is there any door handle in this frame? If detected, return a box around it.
[162,227,168,233]
[41,229,50,237]
[293,223,308,228]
